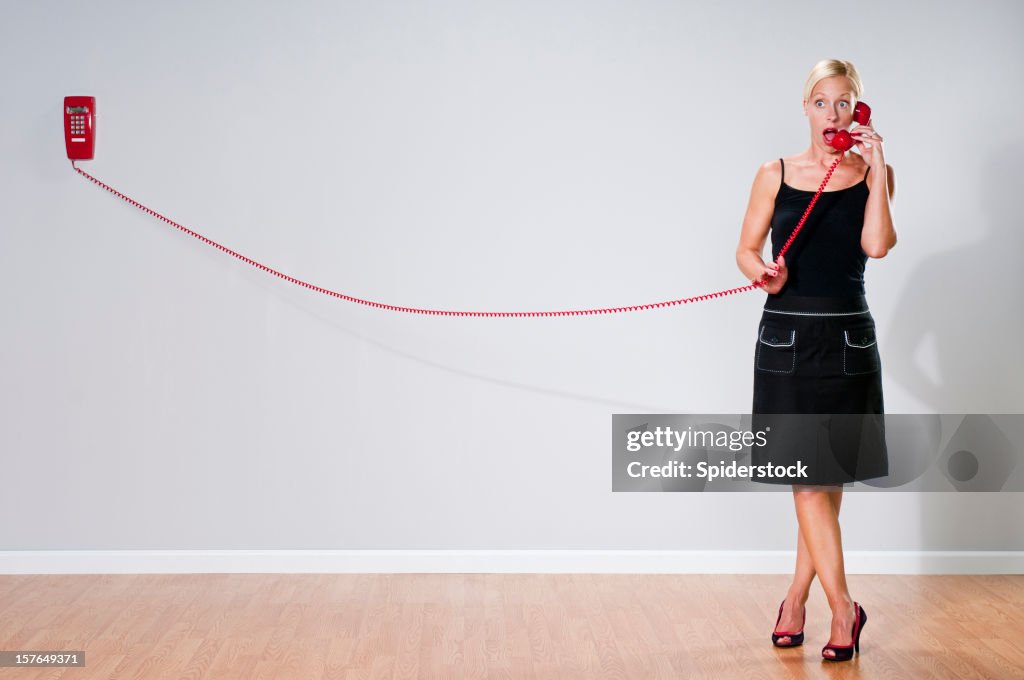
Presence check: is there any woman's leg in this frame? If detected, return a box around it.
[792,485,858,657]
[774,489,843,642]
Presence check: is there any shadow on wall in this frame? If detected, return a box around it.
[884,143,1024,549]
[884,144,1024,413]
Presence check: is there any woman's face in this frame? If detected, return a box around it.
[804,75,857,150]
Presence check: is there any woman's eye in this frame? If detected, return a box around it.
[839,101,849,108]
[815,101,824,107]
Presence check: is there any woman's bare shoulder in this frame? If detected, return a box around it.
[757,157,784,177]
[749,158,783,198]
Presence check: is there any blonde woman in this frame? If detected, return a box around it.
[735,59,897,662]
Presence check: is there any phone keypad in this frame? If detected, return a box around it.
[70,114,87,136]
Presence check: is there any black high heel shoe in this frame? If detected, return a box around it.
[771,599,805,647]
[821,602,867,661]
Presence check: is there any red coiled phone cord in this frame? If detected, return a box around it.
[71,157,842,317]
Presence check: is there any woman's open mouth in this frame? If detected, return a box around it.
[823,127,837,143]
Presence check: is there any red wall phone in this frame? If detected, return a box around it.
[824,101,871,152]
[64,96,95,160]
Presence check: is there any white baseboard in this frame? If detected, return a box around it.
[1,550,1021,575]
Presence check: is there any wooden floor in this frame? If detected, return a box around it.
[0,573,1021,679]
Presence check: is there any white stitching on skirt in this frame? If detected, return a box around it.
[763,309,870,317]
[758,326,796,347]
[843,330,877,348]
[843,330,880,375]
[755,326,796,373]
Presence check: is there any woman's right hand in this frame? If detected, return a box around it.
[755,255,788,294]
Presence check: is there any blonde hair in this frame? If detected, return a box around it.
[802,59,863,102]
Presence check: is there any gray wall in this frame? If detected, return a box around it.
[2,0,1022,556]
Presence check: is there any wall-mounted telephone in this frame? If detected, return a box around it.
[64,96,95,160]
[824,101,871,152]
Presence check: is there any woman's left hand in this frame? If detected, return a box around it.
[852,119,885,167]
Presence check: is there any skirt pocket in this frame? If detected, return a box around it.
[756,324,797,374]
[842,326,880,375]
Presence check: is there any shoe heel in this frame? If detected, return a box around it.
[821,602,866,662]
[855,605,867,653]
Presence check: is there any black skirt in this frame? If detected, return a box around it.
[750,294,888,485]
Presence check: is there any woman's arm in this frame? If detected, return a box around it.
[861,161,897,257]
[736,161,787,292]
[851,121,899,258]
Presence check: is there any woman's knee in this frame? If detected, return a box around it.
[793,484,840,495]
[792,485,842,507]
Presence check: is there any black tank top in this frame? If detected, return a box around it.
[769,158,871,298]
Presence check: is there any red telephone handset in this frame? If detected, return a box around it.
[824,101,871,152]
[64,96,96,160]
